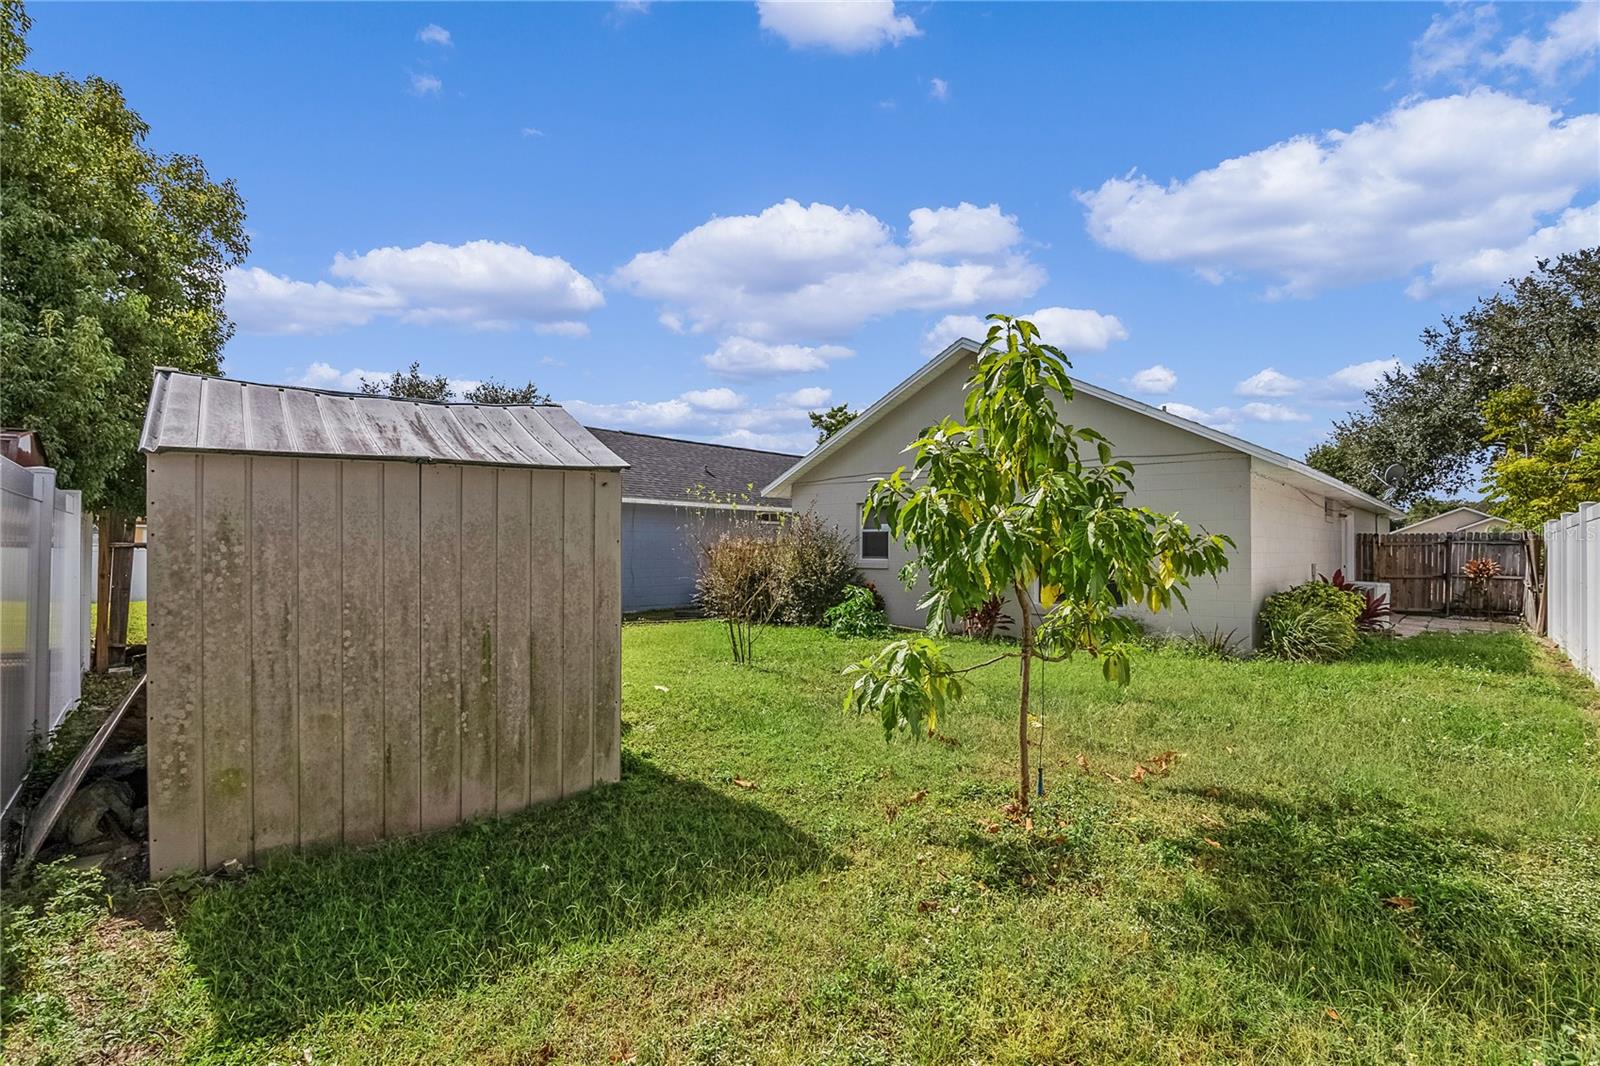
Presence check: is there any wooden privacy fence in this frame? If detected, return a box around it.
[1356,530,1531,617]
[1545,504,1598,685]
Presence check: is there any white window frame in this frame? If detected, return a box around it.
[859,506,890,567]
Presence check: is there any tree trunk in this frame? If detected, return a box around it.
[1015,582,1032,810]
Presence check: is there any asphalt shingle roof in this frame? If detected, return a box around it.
[585,428,799,508]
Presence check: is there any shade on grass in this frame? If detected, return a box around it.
[3,623,1597,1064]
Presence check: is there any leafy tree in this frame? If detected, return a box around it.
[808,404,858,443]
[463,379,550,405]
[359,362,452,401]
[1306,249,1599,507]
[358,361,549,404]
[1480,386,1600,528]
[0,1,248,513]
[843,316,1233,809]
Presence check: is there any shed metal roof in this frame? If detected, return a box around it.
[140,370,627,470]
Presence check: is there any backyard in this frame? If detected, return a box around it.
[3,621,1597,1064]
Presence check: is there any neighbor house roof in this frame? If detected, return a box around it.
[586,428,799,509]
[1397,506,1504,533]
[763,338,1403,518]
[140,370,626,470]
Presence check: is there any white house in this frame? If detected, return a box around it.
[1396,506,1507,534]
[764,339,1401,649]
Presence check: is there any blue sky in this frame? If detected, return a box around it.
[25,1,1600,457]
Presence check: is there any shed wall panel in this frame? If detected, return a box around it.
[381,463,421,836]
[200,454,253,868]
[147,454,204,876]
[561,471,595,796]
[340,462,385,844]
[494,470,532,812]
[249,456,299,855]
[296,459,343,847]
[528,470,564,803]
[459,467,498,820]
[593,472,622,784]
[419,465,462,830]
[145,452,621,874]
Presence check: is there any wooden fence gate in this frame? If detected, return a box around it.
[1356,530,1532,617]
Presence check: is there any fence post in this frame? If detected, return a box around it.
[26,468,56,740]
[1580,503,1596,678]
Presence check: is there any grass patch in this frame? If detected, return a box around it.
[89,600,147,645]
[3,624,1596,1064]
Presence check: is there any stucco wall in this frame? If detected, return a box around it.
[790,354,1256,640]
[1247,460,1388,620]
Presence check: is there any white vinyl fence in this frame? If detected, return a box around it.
[2,455,92,816]
[1545,503,1599,685]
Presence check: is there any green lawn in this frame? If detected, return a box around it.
[4,623,1597,1064]
[88,599,147,645]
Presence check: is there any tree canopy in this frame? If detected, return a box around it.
[1306,249,1599,507]
[0,2,248,512]
[808,403,858,443]
[1480,386,1600,528]
[359,361,550,404]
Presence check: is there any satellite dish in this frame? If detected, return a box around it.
[1381,463,1407,486]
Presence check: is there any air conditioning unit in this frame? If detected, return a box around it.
[1348,580,1394,629]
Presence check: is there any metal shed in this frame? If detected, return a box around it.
[139,370,626,877]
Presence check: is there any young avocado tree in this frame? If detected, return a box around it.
[844,315,1234,808]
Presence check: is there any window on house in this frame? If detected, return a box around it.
[860,507,890,560]
[755,510,783,524]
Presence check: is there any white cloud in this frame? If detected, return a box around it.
[227,240,603,335]
[906,202,1021,258]
[679,387,747,411]
[1239,402,1310,423]
[1160,400,1310,432]
[1128,364,1177,395]
[702,337,854,378]
[1079,90,1599,298]
[1235,358,1402,401]
[921,306,1128,357]
[1414,3,1599,84]
[409,73,442,95]
[1235,367,1303,397]
[615,199,1045,342]
[1408,201,1600,297]
[929,77,949,102]
[521,127,544,138]
[756,0,920,53]
[777,386,832,407]
[417,23,452,47]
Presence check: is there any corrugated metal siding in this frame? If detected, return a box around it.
[140,370,626,470]
[146,453,622,876]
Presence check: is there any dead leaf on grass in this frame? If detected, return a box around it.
[906,789,928,805]
[916,899,940,913]
[1325,1007,1342,1022]
[1383,896,1415,910]
[732,778,756,790]
[1202,838,1223,849]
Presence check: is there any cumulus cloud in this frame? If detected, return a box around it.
[227,240,603,335]
[920,306,1128,357]
[1079,89,1599,298]
[1159,401,1310,433]
[417,23,452,46]
[906,202,1021,258]
[564,384,822,454]
[1407,201,1600,298]
[409,72,442,95]
[1239,402,1310,423]
[1236,359,1402,400]
[702,337,855,378]
[1413,3,1599,85]
[615,199,1045,342]
[1128,364,1177,395]
[757,0,920,53]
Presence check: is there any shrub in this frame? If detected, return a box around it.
[772,512,859,626]
[696,533,784,663]
[1322,568,1392,632]
[824,584,890,638]
[960,596,1013,639]
[1259,580,1364,662]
